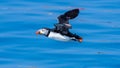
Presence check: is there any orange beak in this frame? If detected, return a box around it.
[36,31,40,35]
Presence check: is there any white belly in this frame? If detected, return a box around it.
[48,32,71,41]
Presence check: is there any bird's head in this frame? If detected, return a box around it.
[36,28,48,35]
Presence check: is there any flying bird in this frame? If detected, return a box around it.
[36,8,83,42]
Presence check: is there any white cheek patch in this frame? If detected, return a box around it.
[39,29,49,35]
[40,30,43,34]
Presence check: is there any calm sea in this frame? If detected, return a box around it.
[0,0,120,68]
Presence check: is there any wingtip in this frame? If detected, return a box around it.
[72,8,79,11]
[78,8,85,10]
[72,8,85,11]
[75,8,79,10]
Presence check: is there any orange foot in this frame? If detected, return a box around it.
[78,38,83,42]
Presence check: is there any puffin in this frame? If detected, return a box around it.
[36,8,83,42]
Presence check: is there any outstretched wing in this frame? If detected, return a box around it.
[57,8,79,24]
[53,9,79,34]
[64,8,79,19]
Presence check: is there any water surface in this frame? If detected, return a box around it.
[0,0,120,68]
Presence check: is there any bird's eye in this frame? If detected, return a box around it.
[42,29,45,32]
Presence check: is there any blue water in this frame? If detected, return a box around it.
[0,0,120,68]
